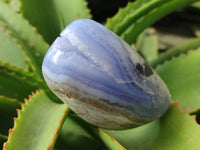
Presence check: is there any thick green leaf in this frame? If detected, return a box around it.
[0,1,49,77]
[54,0,91,29]
[20,0,91,44]
[3,90,68,150]
[0,61,40,100]
[0,3,59,102]
[123,0,199,44]
[113,0,170,36]
[0,22,27,69]
[56,114,105,150]
[151,38,200,68]
[0,96,21,135]
[156,48,200,111]
[0,0,20,11]
[107,0,198,44]
[106,0,150,31]
[105,102,200,150]
[9,0,20,11]
[19,0,61,44]
[136,28,158,63]
[56,111,125,150]
[98,129,125,150]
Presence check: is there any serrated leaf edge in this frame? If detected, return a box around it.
[106,0,145,31]
[3,90,69,150]
[155,48,200,70]
[168,101,200,127]
[3,90,41,149]
[0,1,49,78]
[0,60,42,87]
[122,0,199,44]
[151,38,200,68]
[0,21,34,71]
[82,0,92,19]
[47,108,69,150]
[98,128,126,150]
[114,0,169,36]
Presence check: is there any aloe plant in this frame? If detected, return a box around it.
[1,0,200,149]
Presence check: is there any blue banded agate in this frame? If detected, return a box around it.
[42,19,170,130]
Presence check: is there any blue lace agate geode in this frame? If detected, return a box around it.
[42,19,170,130]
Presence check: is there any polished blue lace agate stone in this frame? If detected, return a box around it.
[42,19,170,130]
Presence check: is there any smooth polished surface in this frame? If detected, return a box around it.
[42,19,170,130]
